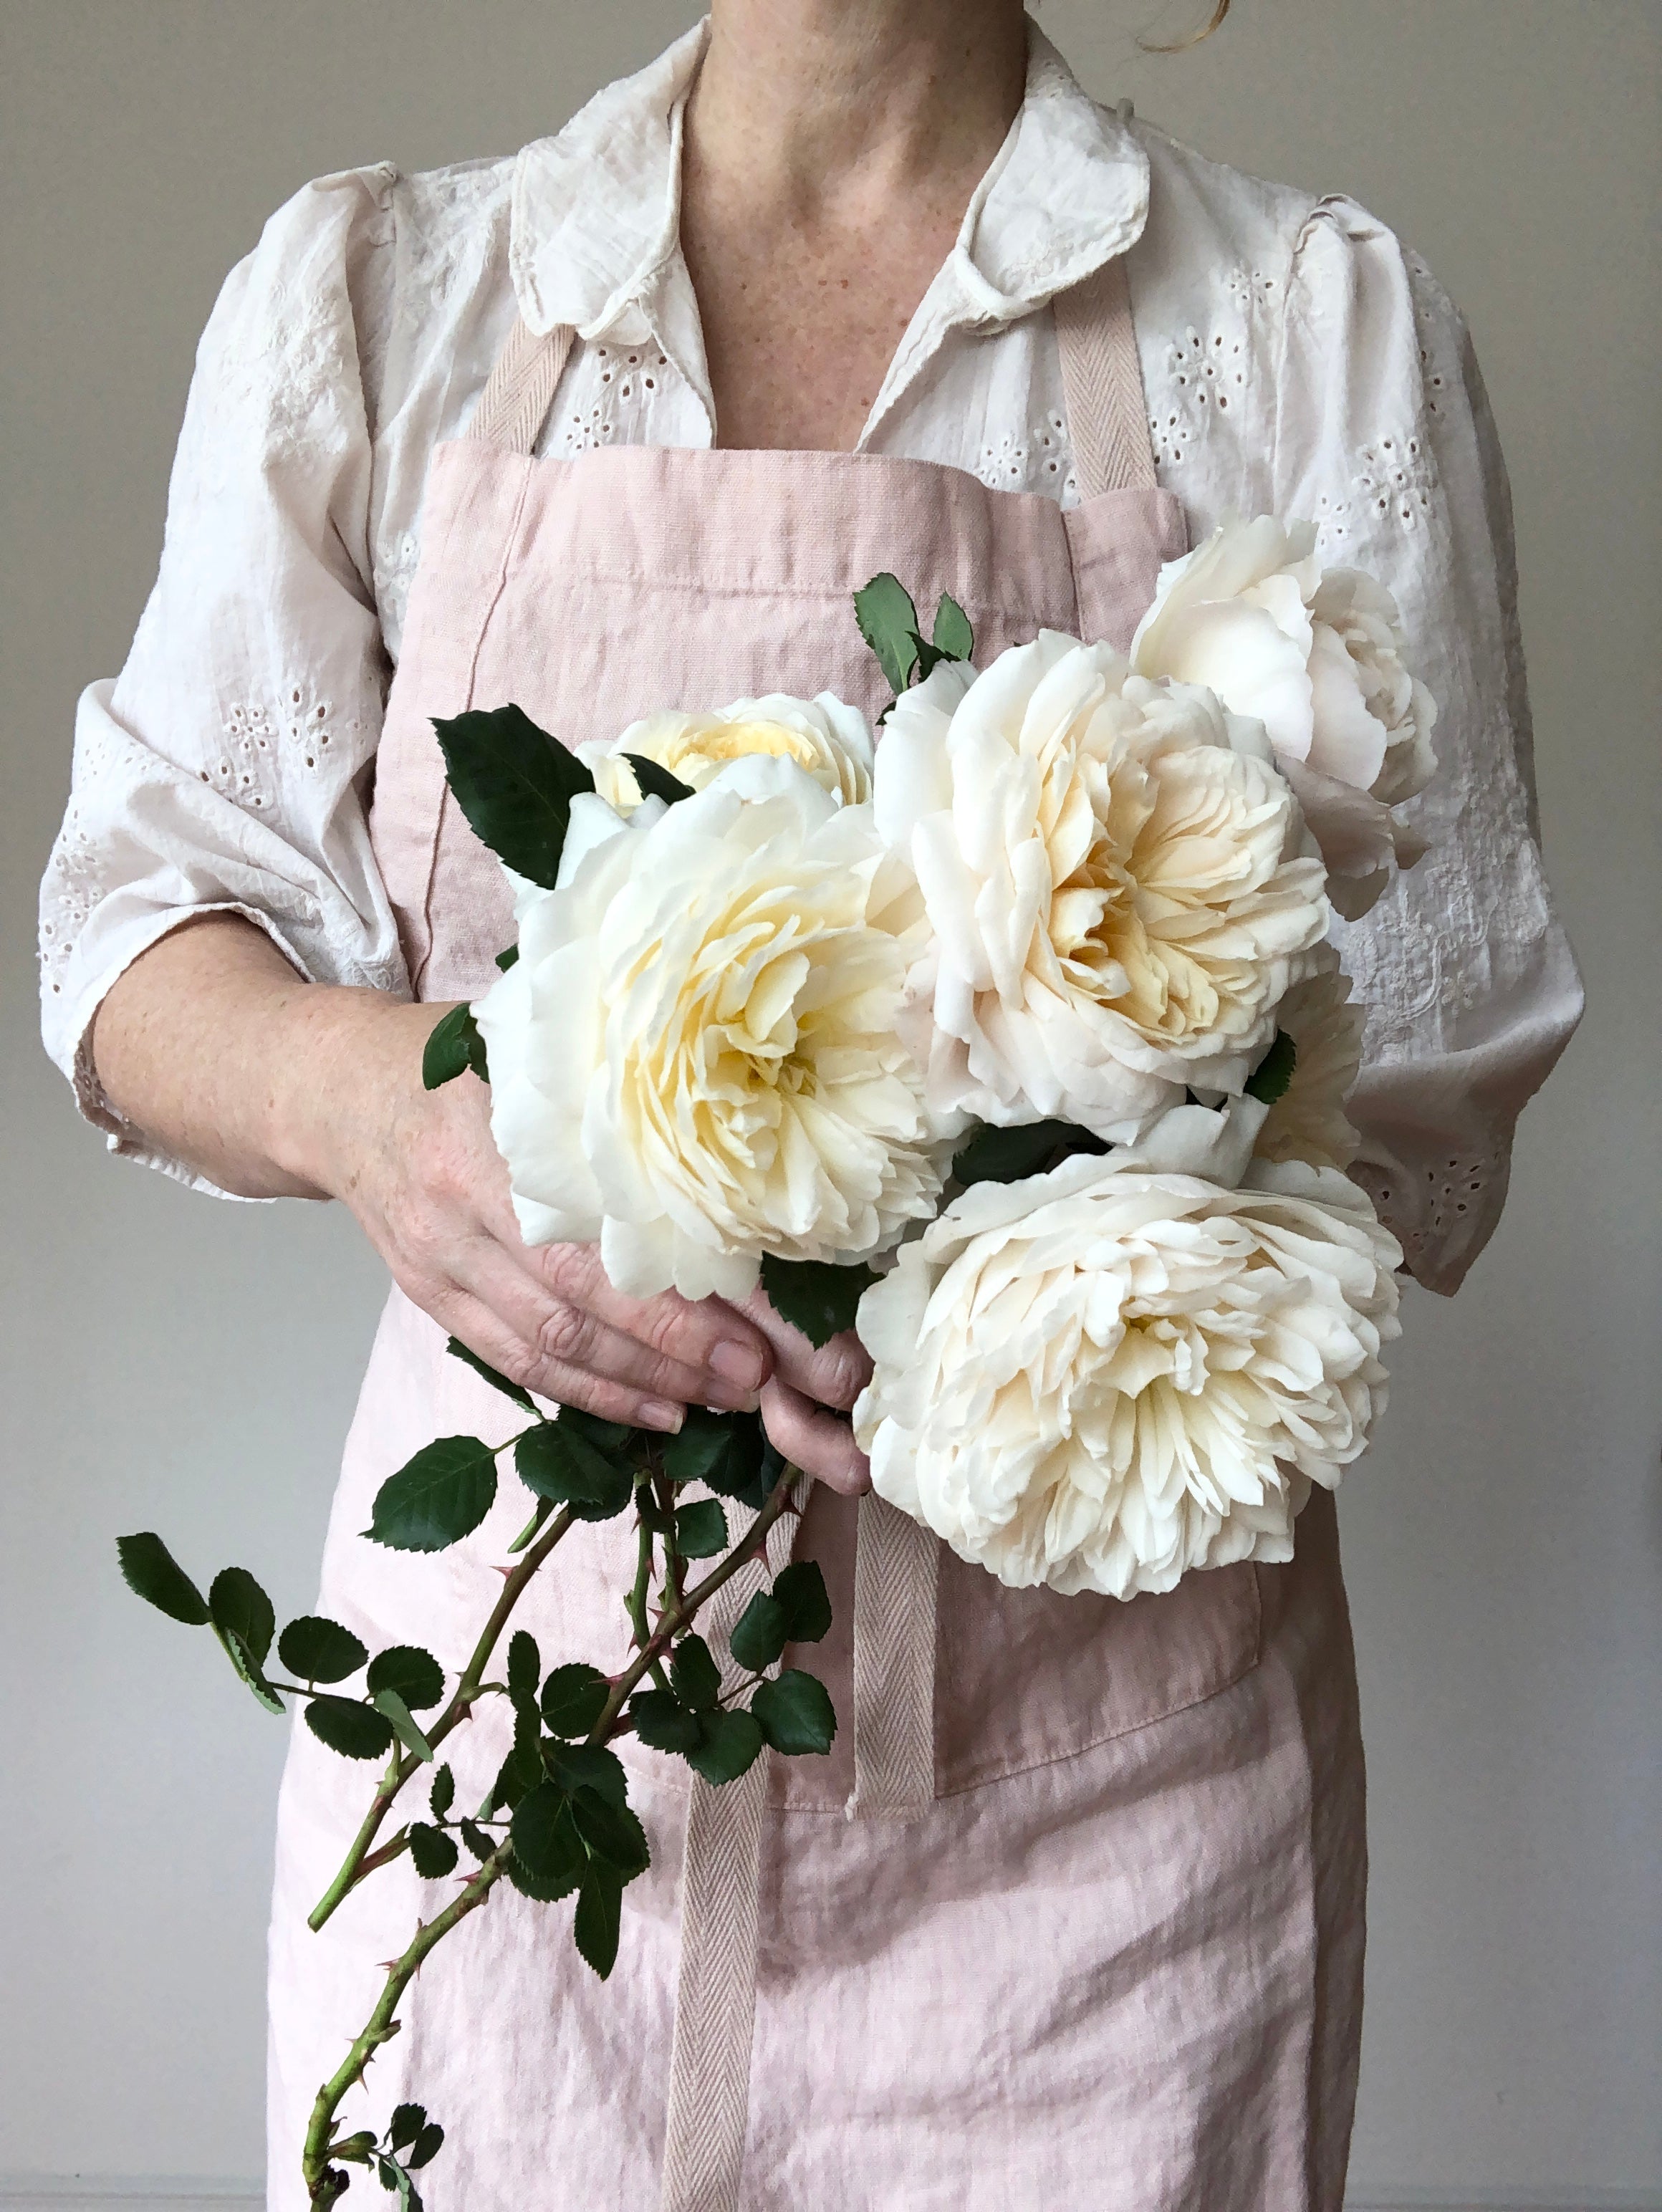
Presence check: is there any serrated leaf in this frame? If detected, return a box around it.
[729,1590,789,1674]
[333,2130,377,2165]
[505,1630,541,1703]
[208,1567,275,1667]
[628,1688,702,1754]
[445,1335,534,1412]
[388,2105,426,2155]
[771,1560,832,1645]
[751,1669,837,1756]
[540,1662,610,1739]
[421,1002,487,1091]
[559,1406,638,1455]
[759,1254,878,1348]
[686,1708,764,1787]
[117,1532,212,1626]
[621,752,696,806]
[1244,1029,1298,1105]
[433,703,594,888]
[511,1783,586,1888]
[545,1741,628,1807]
[515,1423,632,1521]
[408,2122,444,2171]
[951,1117,1108,1189]
[366,1645,445,1712]
[278,1615,368,1685]
[365,1437,498,1552]
[854,572,922,695]
[305,1695,395,1762]
[570,1789,650,1877]
[660,1406,764,1502]
[459,1817,496,1862]
[573,1869,624,1979]
[372,1688,435,1762]
[673,1498,728,1559]
[670,1634,721,1713]
[428,1764,455,1820]
[932,592,974,660]
[407,1823,458,1879]
[214,1623,287,1714]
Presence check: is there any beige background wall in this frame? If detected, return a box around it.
[2,3,1658,2206]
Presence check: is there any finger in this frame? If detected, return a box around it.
[734,1288,872,1412]
[532,1241,774,1401]
[759,1377,871,1497]
[453,1241,762,1413]
[408,1279,691,1435]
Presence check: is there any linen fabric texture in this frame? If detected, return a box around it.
[39,20,1581,1295]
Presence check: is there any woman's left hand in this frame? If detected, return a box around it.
[731,1288,873,1496]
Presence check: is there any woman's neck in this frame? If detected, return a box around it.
[682,0,1029,453]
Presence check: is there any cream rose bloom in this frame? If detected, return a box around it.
[473,757,942,1301]
[1252,946,1366,1173]
[577,691,873,813]
[1129,516,1438,918]
[873,632,1330,1140]
[853,1150,1401,1599]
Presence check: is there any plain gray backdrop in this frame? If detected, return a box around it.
[2,4,1658,2206]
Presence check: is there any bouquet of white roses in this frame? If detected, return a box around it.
[120,516,1428,2206]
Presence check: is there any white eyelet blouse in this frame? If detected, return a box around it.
[36,20,1582,1295]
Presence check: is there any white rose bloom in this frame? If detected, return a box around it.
[1129,516,1438,918]
[1253,946,1366,1173]
[854,1150,1401,1600]
[577,691,873,812]
[473,757,942,1302]
[873,632,1329,1140]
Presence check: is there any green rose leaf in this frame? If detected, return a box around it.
[117,1532,211,1627]
[670,1633,722,1713]
[515,1423,633,1521]
[560,1406,638,1454]
[433,703,595,889]
[570,1789,650,1878]
[208,1568,283,1711]
[278,1615,368,1685]
[407,1823,458,1880]
[621,752,696,806]
[408,2123,444,2172]
[374,2151,418,2208]
[686,1708,764,1787]
[1244,1029,1299,1106]
[729,1591,789,1675]
[428,1764,456,1821]
[751,1668,837,1756]
[332,2131,377,2166]
[628,1688,702,1754]
[445,1335,534,1413]
[759,1254,878,1348]
[545,1741,628,1807]
[673,1498,729,1559]
[661,1406,765,1503]
[366,1645,445,1713]
[421,1002,487,1092]
[951,1117,1109,1189]
[540,1662,610,1739]
[573,1867,625,1981]
[854,572,922,696]
[510,1782,586,1891]
[505,1630,541,1704]
[494,943,519,971]
[459,1818,496,1862]
[365,1436,499,1552]
[932,592,975,661]
[371,1688,435,1763]
[772,1560,832,1645]
[387,2105,426,2155]
[305,1695,396,1762]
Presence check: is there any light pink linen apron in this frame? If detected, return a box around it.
[266,259,1368,2211]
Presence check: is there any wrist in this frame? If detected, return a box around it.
[264,985,433,1203]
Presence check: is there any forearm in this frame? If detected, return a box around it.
[90,914,427,1201]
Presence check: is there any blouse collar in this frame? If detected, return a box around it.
[509,16,1149,437]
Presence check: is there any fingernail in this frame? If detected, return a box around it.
[710,1340,767,1390]
[706,1381,762,1414]
[640,1400,686,1433]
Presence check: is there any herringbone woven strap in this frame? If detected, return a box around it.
[846,1494,939,1822]
[659,1478,808,2212]
[1052,255,1156,498]
[469,317,575,456]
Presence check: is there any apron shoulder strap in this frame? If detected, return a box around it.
[469,317,575,456]
[1052,253,1158,498]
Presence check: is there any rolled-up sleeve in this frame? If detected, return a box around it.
[1273,196,1582,1293]
[37,164,411,1188]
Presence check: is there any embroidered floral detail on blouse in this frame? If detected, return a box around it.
[974,413,1077,501]
[552,345,671,454]
[1145,269,1272,469]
